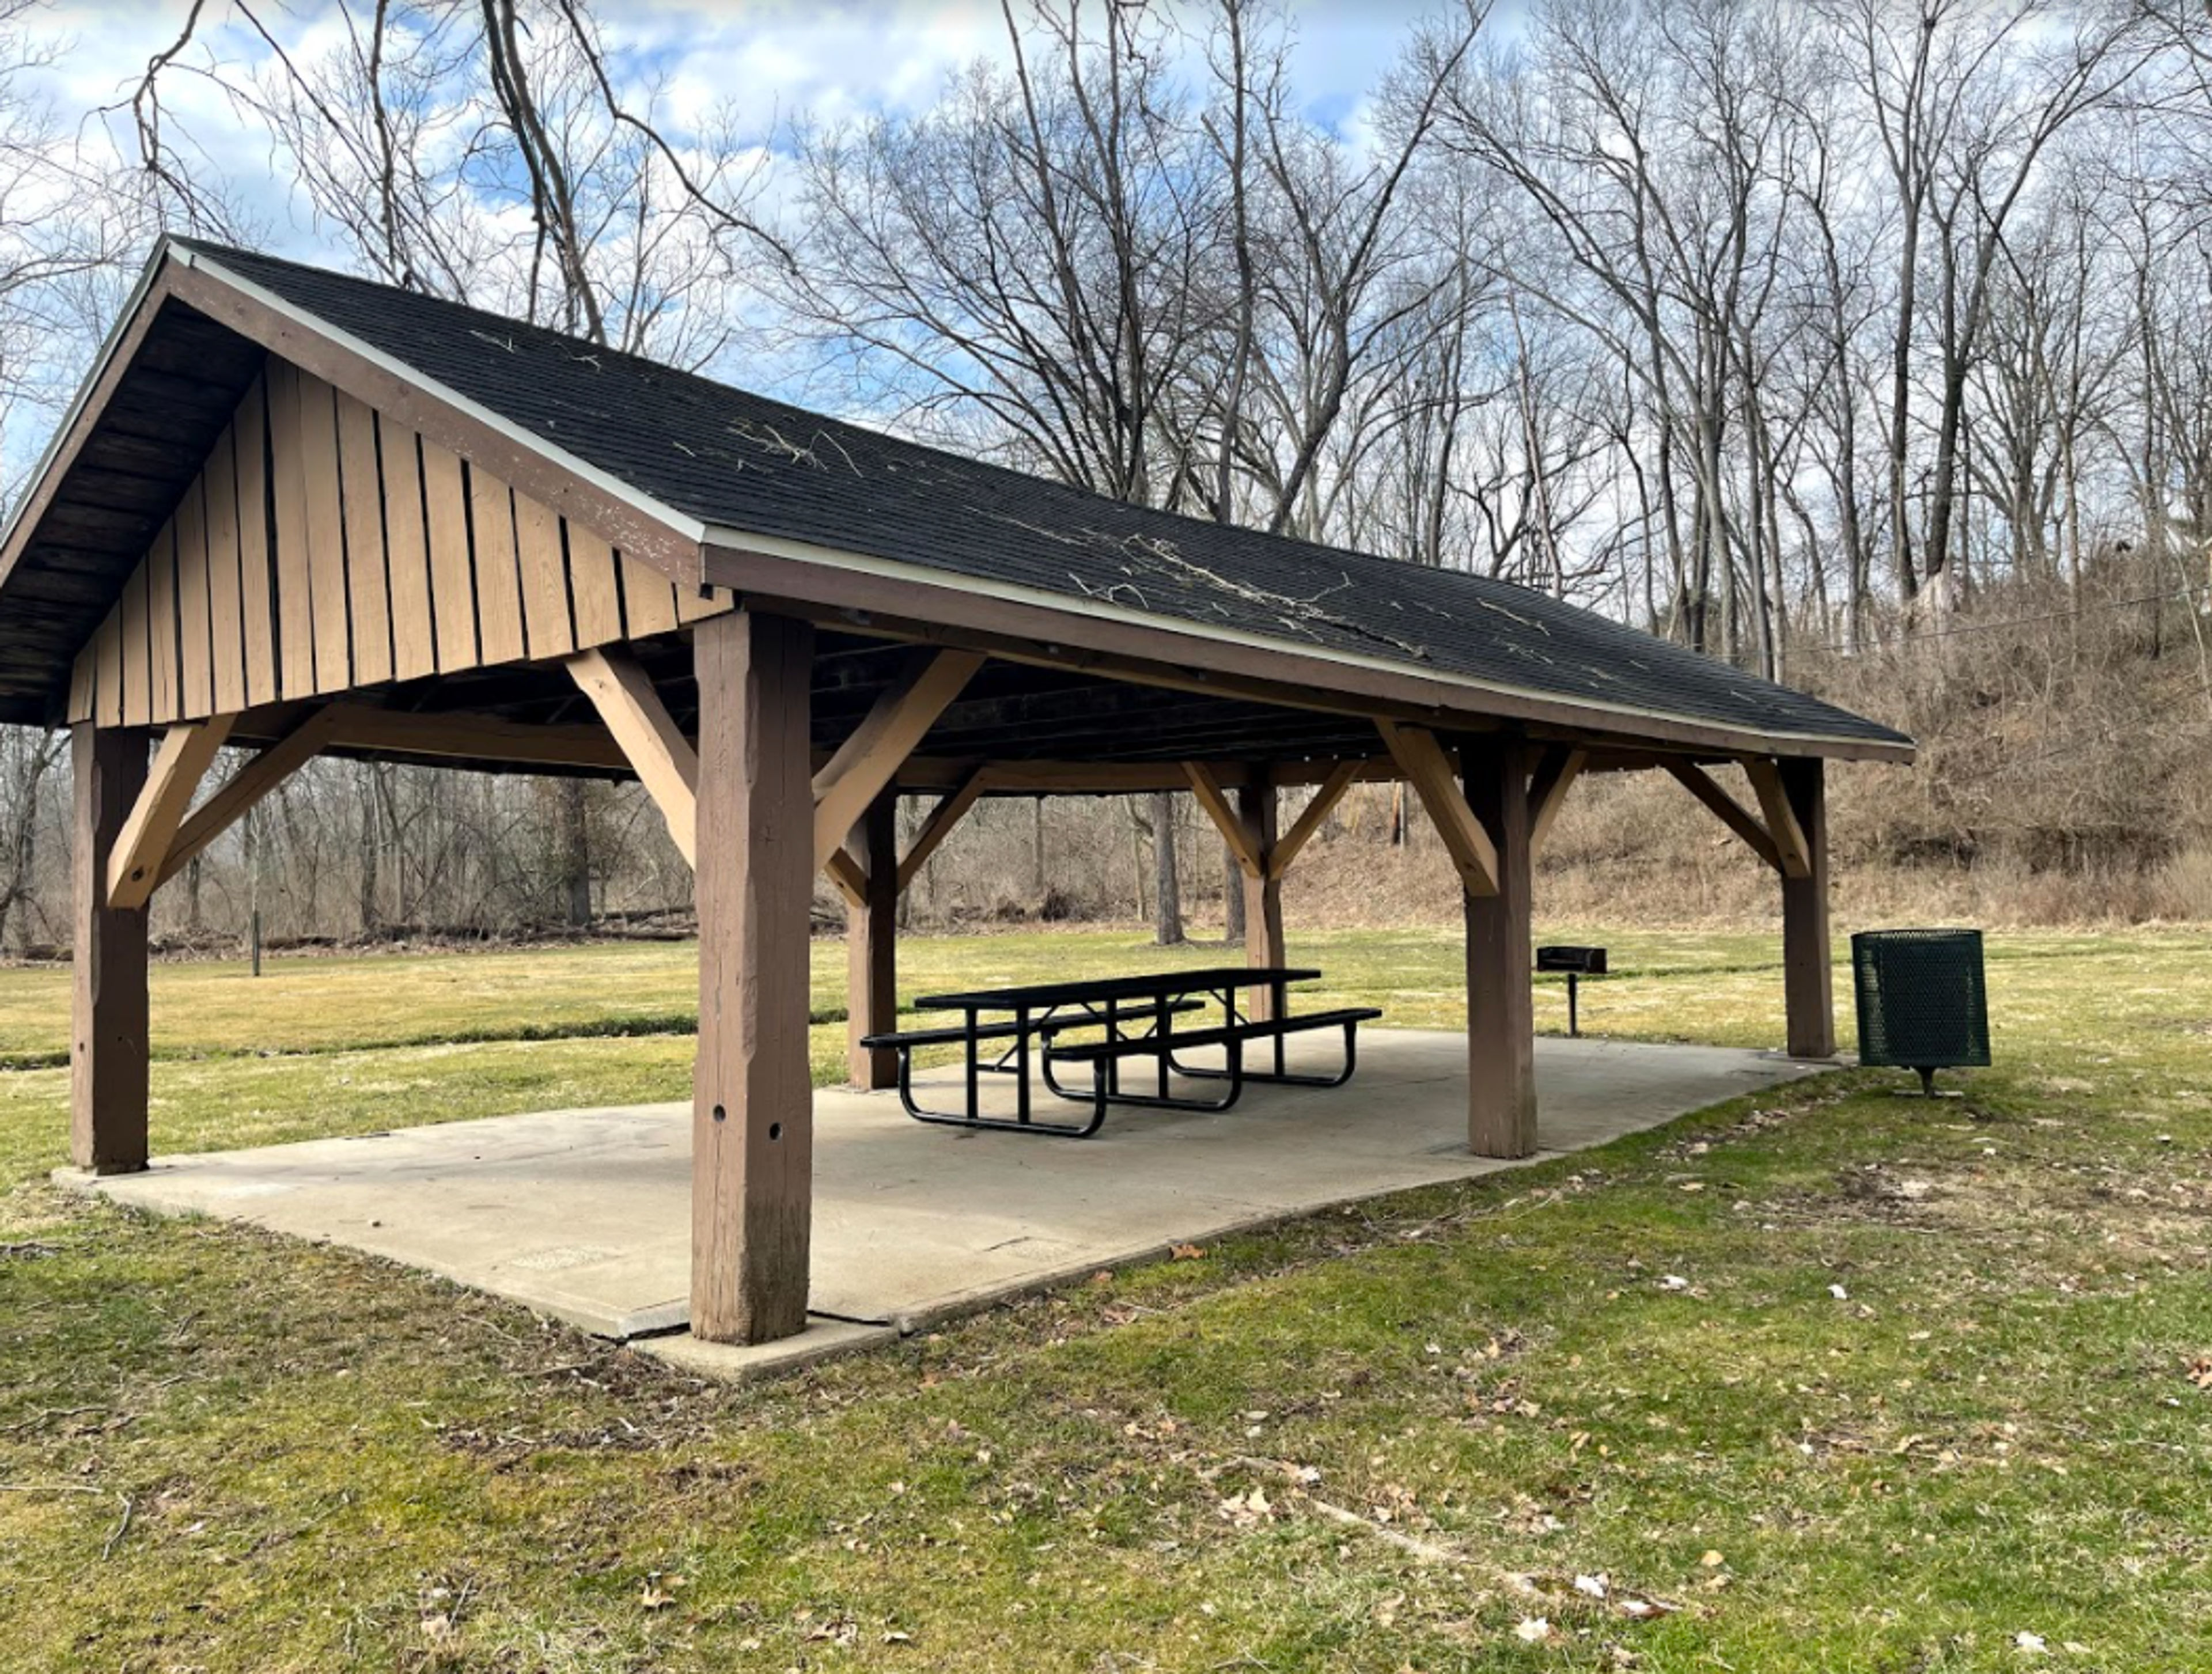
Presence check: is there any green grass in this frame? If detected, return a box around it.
[3,923,2210,1671]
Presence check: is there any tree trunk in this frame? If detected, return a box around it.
[1150,789,1183,945]
[559,778,592,926]
[1222,838,1244,944]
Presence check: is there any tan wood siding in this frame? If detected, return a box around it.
[233,379,279,708]
[68,359,681,725]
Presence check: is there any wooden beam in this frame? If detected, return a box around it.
[1779,758,1836,1058]
[1662,760,1782,872]
[321,705,632,772]
[897,768,990,894]
[1526,745,1587,854]
[691,609,816,1346]
[1376,719,1498,896]
[566,647,700,868]
[1463,737,1537,1158]
[71,725,149,1175]
[1744,758,1813,880]
[1184,762,1264,879]
[107,716,237,911]
[157,706,340,891]
[1268,759,1359,881]
[847,790,899,1090]
[811,649,983,869]
[823,847,868,908]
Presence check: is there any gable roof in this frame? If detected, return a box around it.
[0,237,1910,761]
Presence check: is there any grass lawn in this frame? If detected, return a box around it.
[2,924,2209,1671]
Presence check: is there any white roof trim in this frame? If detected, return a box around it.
[702,523,1910,757]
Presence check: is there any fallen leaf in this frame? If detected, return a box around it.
[1514,1616,1553,1643]
[1699,1550,1726,1568]
[1171,1243,1206,1260]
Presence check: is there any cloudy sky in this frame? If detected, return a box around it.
[32,0,1443,266]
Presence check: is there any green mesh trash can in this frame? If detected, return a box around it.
[1851,929,1990,1095]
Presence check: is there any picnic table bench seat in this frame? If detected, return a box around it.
[1041,1006,1383,1123]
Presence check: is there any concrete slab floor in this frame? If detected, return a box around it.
[62,1031,1831,1380]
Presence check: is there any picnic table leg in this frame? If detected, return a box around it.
[965,1005,982,1123]
[1015,1005,1032,1126]
[1155,991,1171,1099]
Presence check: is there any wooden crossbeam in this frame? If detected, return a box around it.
[1663,759,1782,872]
[1183,762,1265,879]
[812,649,983,869]
[823,848,868,907]
[1744,758,1813,880]
[1375,719,1498,897]
[1267,759,1359,881]
[567,647,700,867]
[323,704,632,772]
[897,768,990,895]
[1526,745,1588,854]
[107,717,237,910]
[157,706,340,892]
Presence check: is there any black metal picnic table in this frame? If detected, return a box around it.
[860,965,1377,1138]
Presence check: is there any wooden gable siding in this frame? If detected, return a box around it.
[70,365,728,726]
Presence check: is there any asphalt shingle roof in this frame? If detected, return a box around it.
[183,241,1907,752]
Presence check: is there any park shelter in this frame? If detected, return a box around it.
[0,238,1912,1347]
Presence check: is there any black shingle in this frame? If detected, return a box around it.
[183,240,1907,751]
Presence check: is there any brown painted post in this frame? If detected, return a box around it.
[1462,736,1536,1158]
[1780,756,1836,1059]
[1237,775,1284,1020]
[691,609,816,1344]
[847,789,899,1089]
[71,724,151,1174]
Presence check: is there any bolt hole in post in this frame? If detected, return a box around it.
[712,1104,727,1124]
[769,1122,783,1141]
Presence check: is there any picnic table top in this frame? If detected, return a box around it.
[915,967,1322,1013]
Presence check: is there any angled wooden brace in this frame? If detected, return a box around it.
[107,716,237,910]
[896,767,991,895]
[1526,745,1587,854]
[1375,719,1499,897]
[1183,762,1266,878]
[1662,759,1785,873]
[1267,759,1361,881]
[1743,758,1814,879]
[567,647,699,866]
[156,706,342,893]
[812,649,984,871]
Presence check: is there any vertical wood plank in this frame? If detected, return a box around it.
[266,362,318,700]
[846,789,899,1089]
[692,609,816,1345]
[175,479,214,719]
[71,724,149,1175]
[380,421,435,681]
[1781,757,1836,1058]
[119,562,150,725]
[94,607,123,727]
[204,427,247,714]
[335,391,392,687]
[620,553,680,638]
[144,524,177,724]
[233,377,279,708]
[513,492,575,657]
[468,467,527,665]
[421,438,477,671]
[1462,736,1536,1159]
[565,522,624,647]
[1237,776,1286,1021]
[295,373,351,692]
[67,642,94,726]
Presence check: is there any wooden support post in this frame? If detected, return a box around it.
[1744,758,1813,880]
[847,790,899,1089]
[71,725,150,1174]
[1377,719,1499,896]
[1779,757,1835,1059]
[1237,774,1285,1021]
[691,610,816,1345]
[1461,736,1537,1159]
